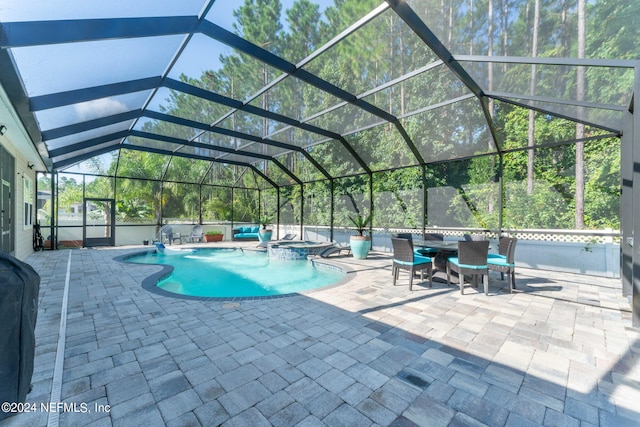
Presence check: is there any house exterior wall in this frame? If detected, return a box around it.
[1,82,45,261]
[0,135,38,260]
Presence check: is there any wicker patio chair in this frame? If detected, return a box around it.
[447,240,490,295]
[463,233,486,241]
[488,237,518,291]
[391,237,432,291]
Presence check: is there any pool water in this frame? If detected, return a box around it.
[127,248,345,298]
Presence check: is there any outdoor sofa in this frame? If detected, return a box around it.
[232,226,260,241]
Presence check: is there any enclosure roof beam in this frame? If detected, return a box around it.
[386,1,484,98]
[163,78,341,141]
[197,20,422,166]
[144,111,333,180]
[27,73,366,176]
[0,49,49,167]
[199,21,400,124]
[29,77,162,111]
[123,144,279,188]
[489,94,622,134]
[163,78,370,174]
[130,130,303,185]
[486,91,628,112]
[52,142,122,170]
[48,130,129,158]
[42,110,142,140]
[456,54,638,68]
[0,17,199,48]
[385,0,505,156]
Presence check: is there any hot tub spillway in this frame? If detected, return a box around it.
[267,241,334,260]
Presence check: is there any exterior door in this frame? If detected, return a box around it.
[83,198,115,247]
[0,145,14,254]
[1,179,10,252]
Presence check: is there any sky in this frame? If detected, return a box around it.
[0,0,336,173]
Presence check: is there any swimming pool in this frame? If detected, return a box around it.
[124,248,348,299]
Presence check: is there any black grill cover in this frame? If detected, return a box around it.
[0,252,40,420]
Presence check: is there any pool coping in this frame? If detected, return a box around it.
[114,247,356,301]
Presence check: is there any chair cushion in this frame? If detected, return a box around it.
[487,253,506,261]
[488,258,515,267]
[417,247,437,253]
[448,257,487,269]
[394,255,431,266]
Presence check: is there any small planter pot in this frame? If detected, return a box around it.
[258,229,273,242]
[205,234,223,242]
[350,235,371,259]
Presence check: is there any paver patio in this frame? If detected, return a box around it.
[1,244,638,426]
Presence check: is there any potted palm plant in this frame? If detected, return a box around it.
[349,213,372,259]
[258,215,273,242]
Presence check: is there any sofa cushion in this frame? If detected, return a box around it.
[234,232,259,239]
[251,226,260,233]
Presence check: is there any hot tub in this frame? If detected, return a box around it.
[267,241,334,260]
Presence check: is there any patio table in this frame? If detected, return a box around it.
[413,240,461,271]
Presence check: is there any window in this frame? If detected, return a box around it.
[24,176,33,228]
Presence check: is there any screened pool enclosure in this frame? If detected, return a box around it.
[0,1,639,322]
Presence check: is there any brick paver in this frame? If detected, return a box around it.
[1,244,638,427]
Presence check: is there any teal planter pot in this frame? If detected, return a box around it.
[258,229,273,242]
[350,236,371,259]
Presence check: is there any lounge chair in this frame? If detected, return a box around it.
[316,244,351,258]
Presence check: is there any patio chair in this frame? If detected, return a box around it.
[189,225,204,243]
[463,233,486,241]
[392,233,417,259]
[488,237,518,291]
[391,237,432,291]
[161,225,181,245]
[447,240,490,295]
[392,232,414,240]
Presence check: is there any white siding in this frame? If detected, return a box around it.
[0,136,38,260]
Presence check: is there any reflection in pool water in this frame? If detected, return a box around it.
[127,248,345,298]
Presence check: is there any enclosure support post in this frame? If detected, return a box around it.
[277,188,281,239]
[497,154,504,238]
[51,172,57,250]
[421,165,427,238]
[368,172,373,238]
[230,188,234,231]
[622,98,633,301]
[299,184,304,241]
[330,179,334,243]
[631,64,640,327]
[198,184,202,225]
